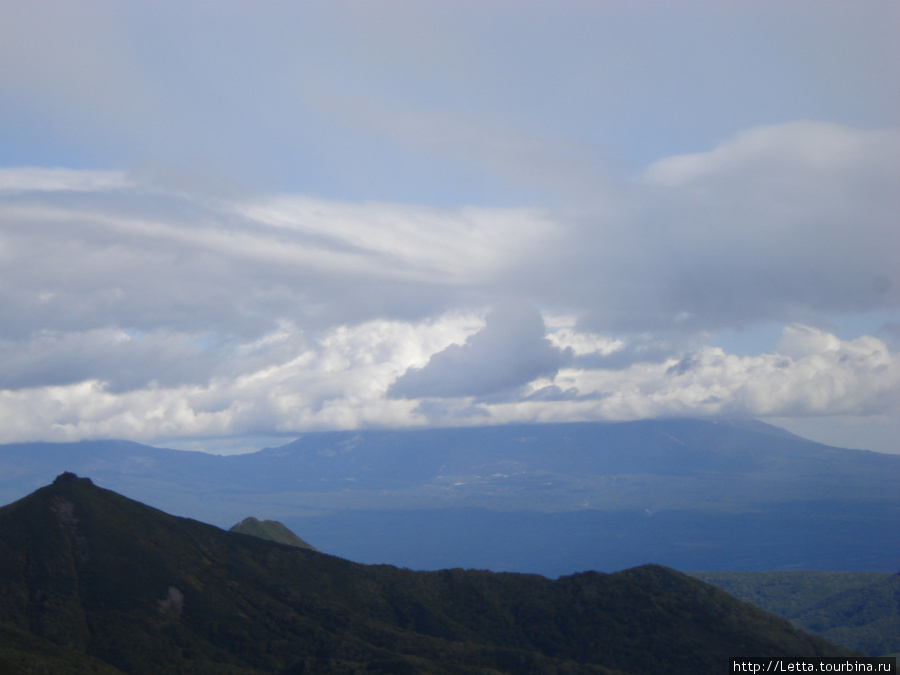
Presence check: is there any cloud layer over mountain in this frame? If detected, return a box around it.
[0,2,897,452]
[1,124,897,449]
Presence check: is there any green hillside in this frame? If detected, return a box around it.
[230,516,317,550]
[0,473,856,674]
[691,571,900,656]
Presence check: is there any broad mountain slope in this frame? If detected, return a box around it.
[231,418,899,509]
[1,419,897,573]
[2,420,897,517]
[0,475,855,675]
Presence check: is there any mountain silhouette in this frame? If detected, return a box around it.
[0,473,855,674]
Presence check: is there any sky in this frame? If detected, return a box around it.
[0,1,898,454]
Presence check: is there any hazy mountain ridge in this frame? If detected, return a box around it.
[0,419,897,573]
[245,419,895,500]
[3,419,897,512]
[0,475,857,674]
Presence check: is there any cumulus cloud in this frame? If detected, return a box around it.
[389,303,571,399]
[478,325,900,425]
[0,316,460,443]
[0,314,895,447]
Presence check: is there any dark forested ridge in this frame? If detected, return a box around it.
[0,475,855,674]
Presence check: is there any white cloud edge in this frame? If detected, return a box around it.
[0,317,895,447]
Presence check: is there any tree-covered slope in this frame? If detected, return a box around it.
[230,516,317,550]
[0,474,856,674]
[691,571,900,656]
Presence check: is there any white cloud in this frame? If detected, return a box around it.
[0,314,481,443]
[237,196,554,285]
[546,324,624,357]
[0,313,895,447]
[0,121,897,448]
[548,325,897,419]
[643,121,896,188]
[389,303,570,399]
[0,168,132,193]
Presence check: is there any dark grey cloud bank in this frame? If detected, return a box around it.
[521,124,900,336]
